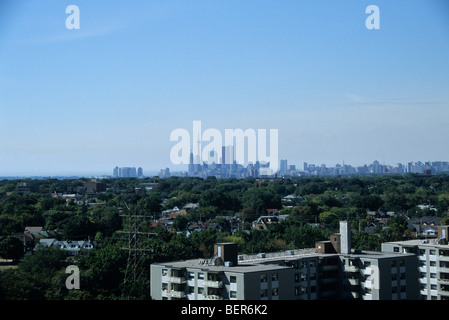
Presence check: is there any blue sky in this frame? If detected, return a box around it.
[0,0,448,176]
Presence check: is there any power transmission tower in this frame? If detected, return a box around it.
[119,203,156,284]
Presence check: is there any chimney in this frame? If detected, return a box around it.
[340,221,351,254]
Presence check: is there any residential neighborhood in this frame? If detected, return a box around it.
[2,173,449,301]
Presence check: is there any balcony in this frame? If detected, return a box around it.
[203,280,224,288]
[204,294,224,300]
[363,267,373,276]
[363,293,373,300]
[439,252,449,261]
[345,265,359,273]
[438,278,449,284]
[162,289,187,299]
[167,276,186,284]
[169,290,187,299]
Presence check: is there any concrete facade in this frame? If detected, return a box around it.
[382,238,449,300]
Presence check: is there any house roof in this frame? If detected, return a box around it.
[24,226,43,233]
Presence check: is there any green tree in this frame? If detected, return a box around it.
[0,236,24,261]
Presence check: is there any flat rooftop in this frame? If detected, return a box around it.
[153,247,413,273]
[383,239,449,249]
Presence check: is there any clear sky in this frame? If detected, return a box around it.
[1,0,449,176]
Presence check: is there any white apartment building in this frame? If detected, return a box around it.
[151,222,420,300]
[382,226,449,300]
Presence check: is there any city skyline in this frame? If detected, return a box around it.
[1,1,449,176]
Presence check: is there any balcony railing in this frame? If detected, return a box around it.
[203,280,224,288]
[204,294,224,300]
[167,276,186,284]
[345,265,359,272]
[168,290,187,298]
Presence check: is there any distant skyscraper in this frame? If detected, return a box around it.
[113,166,137,178]
[188,150,194,173]
[137,167,143,178]
[222,145,234,166]
[280,159,288,173]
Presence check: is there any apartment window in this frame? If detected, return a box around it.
[260,289,268,297]
[310,273,316,280]
[364,261,371,267]
[392,273,398,280]
[198,272,204,280]
[230,291,237,298]
[419,249,426,255]
[300,261,307,268]
[272,288,279,296]
[295,287,300,296]
[187,272,195,280]
[310,286,316,293]
[230,275,237,283]
[162,283,168,290]
[430,249,436,255]
[392,286,397,293]
[272,273,278,281]
[301,273,307,281]
[400,273,406,280]
[198,287,204,294]
[430,261,437,267]
[260,274,267,282]
[295,274,300,283]
[188,286,194,294]
[391,261,397,268]
[400,259,405,267]
[431,284,437,290]
[401,285,406,293]
[162,269,168,276]
[310,261,316,267]
[394,247,400,253]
